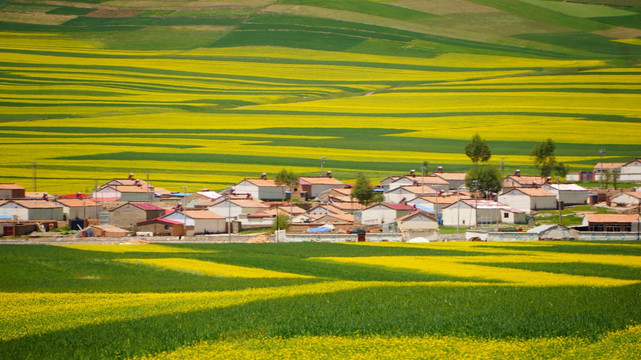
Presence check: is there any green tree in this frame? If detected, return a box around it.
[552,162,570,184]
[464,133,492,165]
[351,173,377,206]
[274,168,298,201]
[531,139,557,177]
[465,165,503,199]
[271,213,290,232]
[612,169,621,190]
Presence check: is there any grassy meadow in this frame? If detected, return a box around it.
[0,0,640,192]
[1,241,640,359]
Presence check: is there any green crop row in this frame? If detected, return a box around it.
[0,242,639,359]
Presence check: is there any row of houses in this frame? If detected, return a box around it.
[1,159,641,238]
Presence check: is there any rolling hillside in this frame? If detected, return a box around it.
[1,0,640,192]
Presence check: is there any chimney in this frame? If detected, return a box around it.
[409,169,415,177]
[413,179,419,186]
[437,166,443,173]
[42,193,49,201]
[514,169,520,177]
[246,193,252,199]
[134,179,141,186]
[260,173,267,180]
[128,173,134,180]
[326,171,332,178]
[76,192,82,198]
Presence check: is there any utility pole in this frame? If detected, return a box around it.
[599,148,606,188]
[32,161,37,192]
[181,185,187,236]
[320,157,326,176]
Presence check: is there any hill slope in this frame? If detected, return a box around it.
[0,0,640,192]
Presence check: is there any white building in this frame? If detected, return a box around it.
[208,198,269,225]
[498,188,557,214]
[234,177,286,201]
[384,185,436,204]
[299,175,346,198]
[610,192,641,206]
[388,175,449,192]
[162,210,226,235]
[361,203,412,225]
[620,159,641,182]
[441,200,526,227]
[542,183,588,205]
[396,211,438,231]
[0,200,64,221]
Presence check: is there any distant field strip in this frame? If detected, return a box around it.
[1,33,640,191]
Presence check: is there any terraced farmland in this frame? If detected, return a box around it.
[1,0,640,192]
[1,241,640,359]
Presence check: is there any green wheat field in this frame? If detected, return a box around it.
[1,241,641,359]
[1,0,640,192]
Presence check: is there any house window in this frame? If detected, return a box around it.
[503,213,509,219]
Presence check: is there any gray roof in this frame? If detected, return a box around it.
[527,224,561,234]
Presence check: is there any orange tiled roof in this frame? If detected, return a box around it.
[586,214,639,223]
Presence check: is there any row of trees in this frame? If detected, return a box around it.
[272,135,570,216]
[464,134,570,198]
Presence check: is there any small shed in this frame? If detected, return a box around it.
[527,224,577,240]
[136,218,184,236]
[77,225,129,238]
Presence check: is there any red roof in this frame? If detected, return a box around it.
[137,218,183,226]
[382,203,413,211]
[130,202,165,211]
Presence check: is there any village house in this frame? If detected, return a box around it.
[76,224,129,238]
[384,185,437,204]
[162,210,226,235]
[361,203,412,225]
[136,218,184,236]
[379,176,402,192]
[498,187,558,214]
[441,199,527,227]
[323,201,364,214]
[502,171,549,190]
[388,174,449,192]
[184,190,223,208]
[527,224,577,240]
[109,202,166,230]
[429,168,467,190]
[207,198,270,225]
[541,183,589,205]
[93,185,155,202]
[317,187,354,203]
[307,204,345,216]
[0,200,64,221]
[299,173,346,199]
[0,183,25,200]
[582,214,640,232]
[610,191,641,206]
[396,211,439,232]
[407,195,461,214]
[619,158,641,182]
[593,162,626,182]
[233,174,287,201]
[55,198,102,221]
[313,213,355,224]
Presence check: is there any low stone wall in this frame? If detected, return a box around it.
[578,232,641,241]
[283,232,402,243]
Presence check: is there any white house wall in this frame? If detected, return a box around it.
[0,203,28,221]
[441,204,475,227]
[209,202,242,219]
[498,193,533,214]
[361,207,396,225]
[398,216,438,231]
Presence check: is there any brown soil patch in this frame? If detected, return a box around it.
[87,9,142,18]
